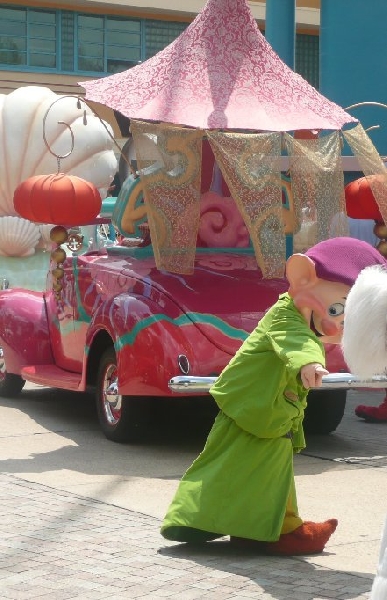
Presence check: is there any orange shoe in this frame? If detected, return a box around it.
[265,519,338,556]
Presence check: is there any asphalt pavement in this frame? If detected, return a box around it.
[1,384,387,599]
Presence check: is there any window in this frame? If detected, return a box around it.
[61,11,75,72]
[29,10,57,68]
[0,6,56,68]
[0,5,319,86]
[145,20,188,59]
[296,34,319,89]
[0,6,189,74]
[77,13,142,74]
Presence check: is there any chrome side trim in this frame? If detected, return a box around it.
[168,373,387,393]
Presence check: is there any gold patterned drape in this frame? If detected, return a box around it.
[130,120,203,274]
[284,131,347,252]
[207,131,283,277]
[127,122,385,277]
[343,123,387,224]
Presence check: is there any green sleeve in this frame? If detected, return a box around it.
[265,298,326,377]
[210,295,325,441]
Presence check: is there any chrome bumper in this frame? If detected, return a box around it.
[168,373,387,394]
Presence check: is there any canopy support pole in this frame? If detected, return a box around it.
[265,0,295,69]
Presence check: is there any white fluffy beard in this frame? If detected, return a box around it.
[342,265,387,378]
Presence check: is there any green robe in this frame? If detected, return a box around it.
[161,293,325,542]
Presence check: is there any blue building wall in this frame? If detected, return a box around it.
[320,0,387,156]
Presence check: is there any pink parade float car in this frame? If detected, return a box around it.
[2,0,379,443]
[0,142,349,443]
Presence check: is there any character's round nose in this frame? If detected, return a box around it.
[320,318,341,336]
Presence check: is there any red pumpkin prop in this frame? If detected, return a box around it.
[344,175,384,221]
[13,173,102,226]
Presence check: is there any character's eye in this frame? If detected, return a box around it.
[328,302,345,317]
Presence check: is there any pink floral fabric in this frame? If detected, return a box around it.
[80,0,357,132]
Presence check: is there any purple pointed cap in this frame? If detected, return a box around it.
[305,237,387,286]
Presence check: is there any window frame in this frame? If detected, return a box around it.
[0,5,319,88]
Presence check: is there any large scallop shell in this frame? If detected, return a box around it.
[0,216,41,257]
[0,86,117,218]
[37,224,56,252]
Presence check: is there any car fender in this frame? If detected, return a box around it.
[0,289,53,373]
[85,292,218,396]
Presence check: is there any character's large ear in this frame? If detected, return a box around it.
[286,254,318,297]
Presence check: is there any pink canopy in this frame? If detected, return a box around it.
[80,0,357,132]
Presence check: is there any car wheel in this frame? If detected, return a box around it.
[0,348,25,397]
[304,389,347,435]
[96,347,150,443]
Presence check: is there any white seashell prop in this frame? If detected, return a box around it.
[0,216,41,257]
[37,224,56,252]
[0,86,117,218]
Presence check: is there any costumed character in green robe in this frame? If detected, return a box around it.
[161,237,387,555]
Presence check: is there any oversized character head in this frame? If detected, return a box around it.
[342,263,387,377]
[286,237,387,345]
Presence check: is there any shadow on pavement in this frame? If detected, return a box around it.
[158,540,374,600]
[1,386,386,479]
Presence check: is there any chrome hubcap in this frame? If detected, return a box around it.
[102,364,122,426]
[0,348,6,382]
